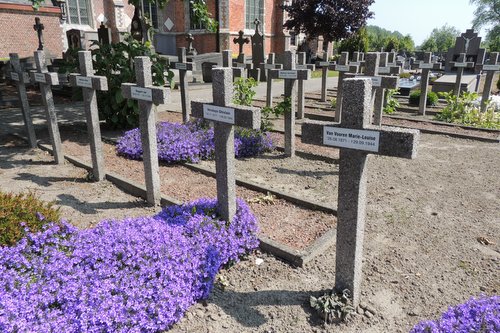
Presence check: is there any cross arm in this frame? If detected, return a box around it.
[69,74,108,91]
[262,63,283,70]
[191,101,261,130]
[333,64,359,73]
[172,61,194,71]
[450,61,475,68]
[268,69,311,80]
[121,83,169,105]
[344,73,399,89]
[301,120,419,159]
[10,71,31,84]
[317,61,334,67]
[296,64,316,71]
[30,70,59,85]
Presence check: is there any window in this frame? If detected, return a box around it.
[142,0,158,29]
[245,0,263,30]
[66,0,91,25]
[189,2,205,30]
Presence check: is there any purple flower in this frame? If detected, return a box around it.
[116,120,273,163]
[410,295,500,333]
[0,198,259,332]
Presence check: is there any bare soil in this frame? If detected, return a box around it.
[1,114,499,332]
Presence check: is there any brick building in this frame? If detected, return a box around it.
[1,0,322,60]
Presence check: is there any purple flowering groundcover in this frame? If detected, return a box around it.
[410,295,499,333]
[116,120,274,163]
[0,198,259,332]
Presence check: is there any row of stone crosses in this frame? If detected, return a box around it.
[9,40,421,306]
[7,19,498,308]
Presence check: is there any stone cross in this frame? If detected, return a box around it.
[221,50,245,79]
[478,52,499,113]
[121,57,169,206]
[191,68,261,222]
[347,53,399,126]
[9,53,37,148]
[34,17,44,51]
[333,52,360,122]
[350,52,364,73]
[261,53,282,108]
[450,53,475,98]
[417,52,442,115]
[69,51,108,181]
[269,51,311,157]
[250,19,264,81]
[316,58,333,102]
[186,33,197,56]
[296,52,315,119]
[233,30,249,56]
[173,47,194,122]
[377,52,401,75]
[387,50,398,66]
[301,78,419,307]
[30,50,63,164]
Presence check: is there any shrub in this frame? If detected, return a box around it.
[410,295,499,333]
[0,191,60,246]
[400,72,412,79]
[0,198,259,332]
[233,77,258,107]
[409,90,439,106]
[116,120,273,162]
[435,91,500,129]
[383,88,400,114]
[261,97,291,132]
[92,35,173,129]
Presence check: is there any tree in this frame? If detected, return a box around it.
[282,0,375,43]
[470,0,500,51]
[337,26,369,54]
[419,25,460,52]
[470,0,500,30]
[399,35,415,53]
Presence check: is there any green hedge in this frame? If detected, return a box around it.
[409,90,439,106]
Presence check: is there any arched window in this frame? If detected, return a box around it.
[245,0,263,30]
[66,0,91,25]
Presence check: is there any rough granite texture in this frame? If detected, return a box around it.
[33,50,63,164]
[178,47,191,123]
[480,52,499,112]
[9,52,37,148]
[120,57,169,205]
[301,78,420,307]
[72,51,107,181]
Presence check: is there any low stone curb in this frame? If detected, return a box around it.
[34,140,336,267]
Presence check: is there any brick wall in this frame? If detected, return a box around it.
[0,4,63,59]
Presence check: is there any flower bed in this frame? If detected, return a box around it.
[116,121,274,163]
[410,295,499,333]
[0,199,258,332]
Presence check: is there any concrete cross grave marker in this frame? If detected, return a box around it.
[172,47,194,122]
[34,17,44,51]
[221,50,245,79]
[269,51,311,157]
[191,68,261,222]
[417,52,442,115]
[9,53,37,148]
[377,52,401,75]
[347,53,399,126]
[30,50,63,164]
[301,78,419,307]
[477,52,499,112]
[315,59,334,102]
[350,52,364,71]
[450,53,475,98]
[333,52,360,122]
[261,53,283,108]
[121,57,169,206]
[68,51,108,181]
[233,30,249,56]
[296,52,315,119]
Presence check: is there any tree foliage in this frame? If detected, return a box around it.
[282,0,374,42]
[337,27,369,54]
[366,25,415,52]
[470,0,500,51]
[419,25,460,52]
[470,0,500,30]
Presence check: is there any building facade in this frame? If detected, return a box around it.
[1,0,315,60]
